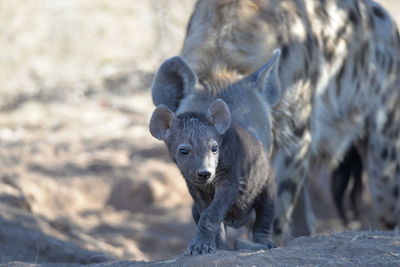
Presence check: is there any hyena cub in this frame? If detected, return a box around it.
[149,51,282,255]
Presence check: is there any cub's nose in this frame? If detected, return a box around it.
[197,170,211,180]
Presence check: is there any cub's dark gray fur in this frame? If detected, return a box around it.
[149,51,281,255]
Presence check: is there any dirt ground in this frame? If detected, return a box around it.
[5,231,400,266]
[0,0,399,266]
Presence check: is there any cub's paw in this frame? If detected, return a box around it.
[259,239,277,249]
[234,238,276,251]
[186,238,216,256]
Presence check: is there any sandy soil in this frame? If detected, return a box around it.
[0,0,399,266]
[5,231,400,266]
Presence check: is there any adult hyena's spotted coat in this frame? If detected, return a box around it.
[179,0,400,242]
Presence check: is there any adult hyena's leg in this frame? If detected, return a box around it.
[291,184,316,237]
[366,107,400,230]
[272,148,315,245]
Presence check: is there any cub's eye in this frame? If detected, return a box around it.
[179,148,189,155]
[211,145,219,153]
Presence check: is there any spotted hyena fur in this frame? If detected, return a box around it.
[178,0,400,242]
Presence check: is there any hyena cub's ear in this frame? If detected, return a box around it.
[251,49,282,107]
[151,56,197,111]
[207,99,231,135]
[149,105,176,141]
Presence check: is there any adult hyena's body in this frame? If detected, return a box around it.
[181,0,400,239]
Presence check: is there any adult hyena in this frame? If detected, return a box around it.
[158,0,400,243]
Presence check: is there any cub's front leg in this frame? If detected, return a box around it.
[191,204,228,250]
[234,189,276,251]
[187,181,237,255]
[252,189,276,249]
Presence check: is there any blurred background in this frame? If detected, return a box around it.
[0,0,398,264]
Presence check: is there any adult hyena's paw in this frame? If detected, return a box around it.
[234,238,276,251]
[186,238,217,256]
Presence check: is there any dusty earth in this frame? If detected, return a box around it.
[0,0,399,266]
[5,232,400,266]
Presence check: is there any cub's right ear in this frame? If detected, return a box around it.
[207,99,231,135]
[149,105,176,141]
[151,56,197,112]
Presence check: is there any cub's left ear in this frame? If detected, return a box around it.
[207,99,231,134]
[149,105,176,141]
[250,49,282,107]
